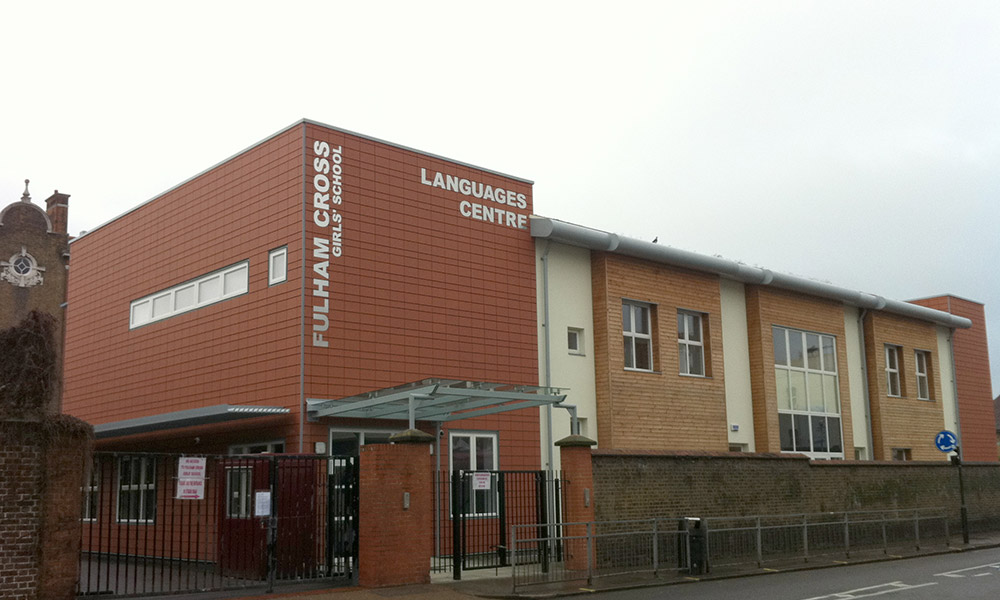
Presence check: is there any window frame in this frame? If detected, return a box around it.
[224,466,254,519]
[567,327,585,356]
[229,440,285,455]
[116,456,156,524]
[622,301,654,372]
[885,345,902,397]
[892,448,912,461]
[773,325,844,460]
[268,246,288,286]
[449,431,499,518]
[677,310,706,377]
[914,349,931,400]
[129,260,249,329]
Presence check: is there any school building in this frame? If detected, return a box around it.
[62,119,994,469]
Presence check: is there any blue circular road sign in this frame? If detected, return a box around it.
[935,430,958,453]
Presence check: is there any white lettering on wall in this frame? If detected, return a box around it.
[310,140,344,348]
[420,168,528,230]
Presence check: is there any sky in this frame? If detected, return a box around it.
[2,1,998,396]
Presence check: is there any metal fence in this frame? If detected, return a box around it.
[431,470,562,579]
[509,509,950,592]
[77,452,357,597]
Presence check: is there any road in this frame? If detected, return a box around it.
[589,547,1000,599]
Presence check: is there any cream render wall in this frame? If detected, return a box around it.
[936,326,959,437]
[536,240,597,470]
[720,279,755,450]
[843,306,872,459]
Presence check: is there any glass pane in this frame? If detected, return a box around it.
[568,330,578,351]
[623,336,634,368]
[329,432,359,455]
[175,285,196,310]
[678,343,688,375]
[886,347,897,370]
[152,294,171,318]
[271,251,286,281]
[143,460,155,484]
[828,417,843,452]
[224,266,248,295]
[120,459,132,486]
[823,375,839,413]
[794,414,810,452]
[775,369,791,410]
[789,371,806,411]
[143,489,156,520]
[636,306,649,335]
[131,301,151,325]
[634,338,652,370]
[688,345,704,376]
[476,437,494,471]
[806,334,821,370]
[452,437,471,471]
[622,304,631,333]
[779,413,794,451]
[199,276,222,302]
[918,377,929,399]
[888,372,900,397]
[808,373,824,412]
[811,417,828,453]
[772,327,788,366]
[822,336,836,372]
[789,332,804,368]
[677,313,685,339]
[363,433,392,446]
[688,315,701,342]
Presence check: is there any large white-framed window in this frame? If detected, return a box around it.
[268,246,287,286]
[450,431,498,517]
[885,345,902,397]
[117,456,156,523]
[129,260,249,329]
[773,326,843,459]
[915,350,932,400]
[677,311,705,376]
[229,440,285,455]
[82,458,100,522]
[622,301,653,371]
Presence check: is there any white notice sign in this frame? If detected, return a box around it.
[255,491,272,517]
[472,472,492,491]
[176,457,207,500]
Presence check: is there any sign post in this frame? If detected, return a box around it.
[935,430,968,544]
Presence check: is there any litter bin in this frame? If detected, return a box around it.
[677,518,706,575]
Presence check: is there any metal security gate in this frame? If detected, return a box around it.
[433,470,562,579]
[77,452,358,597]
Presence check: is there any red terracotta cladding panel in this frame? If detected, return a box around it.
[910,296,995,462]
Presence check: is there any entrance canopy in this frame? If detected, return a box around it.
[307,378,567,427]
[93,404,290,439]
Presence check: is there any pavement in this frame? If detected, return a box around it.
[137,532,1000,600]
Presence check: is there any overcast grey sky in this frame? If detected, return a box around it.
[3,1,998,397]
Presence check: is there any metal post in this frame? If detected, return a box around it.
[266,455,278,593]
[944,511,950,546]
[509,526,518,594]
[703,519,711,574]
[955,450,970,544]
[586,522,593,586]
[843,512,850,558]
[755,517,762,567]
[914,510,921,550]
[452,472,463,580]
[881,514,888,555]
[498,473,508,566]
[802,514,809,563]
[652,519,658,575]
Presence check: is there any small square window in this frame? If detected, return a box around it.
[892,448,912,461]
[269,247,287,286]
[567,327,584,355]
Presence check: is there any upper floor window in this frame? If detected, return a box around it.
[130,261,249,329]
[622,301,653,371]
[677,311,705,376]
[885,345,902,397]
[567,327,585,355]
[915,350,932,400]
[269,246,287,285]
[773,326,842,459]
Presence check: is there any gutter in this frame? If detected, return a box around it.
[531,217,972,330]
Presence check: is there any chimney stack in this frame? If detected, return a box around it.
[45,190,70,235]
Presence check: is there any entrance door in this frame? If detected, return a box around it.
[218,457,270,579]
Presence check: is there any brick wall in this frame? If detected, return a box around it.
[592,449,1000,527]
[745,286,856,455]
[863,311,946,461]
[590,253,727,451]
[910,296,995,462]
[0,417,92,600]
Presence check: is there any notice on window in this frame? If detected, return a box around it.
[176,457,207,500]
[472,472,491,491]
[255,491,271,517]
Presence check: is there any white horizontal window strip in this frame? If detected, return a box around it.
[129,261,249,329]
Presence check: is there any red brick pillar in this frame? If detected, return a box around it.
[556,435,596,573]
[358,429,435,587]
